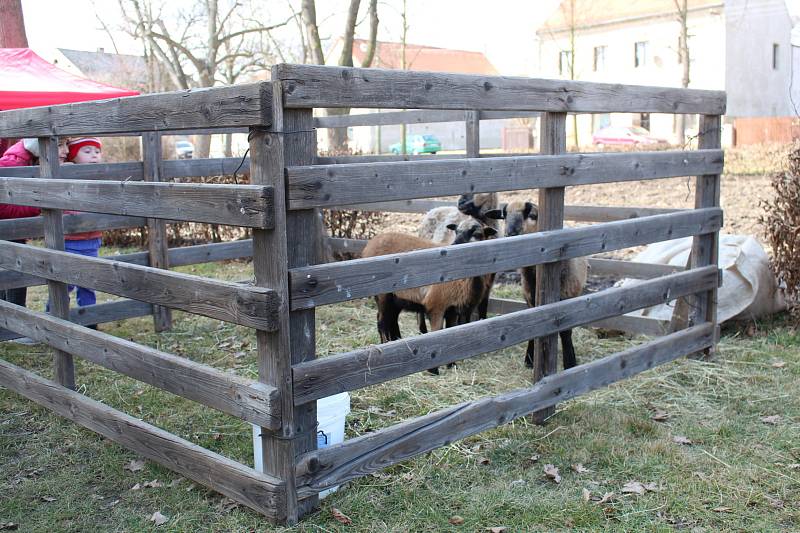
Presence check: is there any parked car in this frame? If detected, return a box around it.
[389,134,442,155]
[175,140,194,159]
[592,126,667,147]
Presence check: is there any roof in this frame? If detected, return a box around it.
[347,38,498,75]
[58,48,149,90]
[539,0,723,34]
[0,48,139,110]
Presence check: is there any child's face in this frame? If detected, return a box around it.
[72,145,102,164]
[58,141,69,163]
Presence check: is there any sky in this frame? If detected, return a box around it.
[21,0,563,76]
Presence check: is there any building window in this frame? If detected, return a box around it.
[773,43,779,70]
[634,41,648,68]
[593,46,606,71]
[559,50,573,76]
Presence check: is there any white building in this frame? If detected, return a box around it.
[536,0,800,146]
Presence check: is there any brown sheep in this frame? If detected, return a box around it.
[486,200,589,370]
[362,219,497,374]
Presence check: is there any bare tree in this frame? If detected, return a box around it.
[119,0,289,157]
[399,0,409,155]
[300,0,379,153]
[674,0,690,144]
[0,0,28,48]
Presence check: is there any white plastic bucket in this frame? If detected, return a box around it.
[252,391,350,499]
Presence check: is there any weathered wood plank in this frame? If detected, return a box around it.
[0,178,274,228]
[275,64,726,114]
[0,240,256,290]
[587,258,682,279]
[287,150,723,209]
[0,299,154,342]
[143,132,172,332]
[250,75,318,522]
[0,299,280,428]
[316,154,463,164]
[0,241,279,330]
[0,83,272,137]
[289,208,723,309]
[294,323,715,496]
[0,357,286,520]
[38,136,75,390]
[292,266,718,404]
[328,237,367,255]
[533,112,566,423]
[315,109,466,128]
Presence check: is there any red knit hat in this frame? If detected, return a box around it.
[67,137,102,161]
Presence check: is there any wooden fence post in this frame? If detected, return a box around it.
[466,110,480,158]
[532,112,567,424]
[142,132,172,332]
[689,115,722,353]
[249,76,319,524]
[39,136,74,390]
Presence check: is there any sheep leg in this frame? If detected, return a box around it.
[445,308,461,369]
[560,329,577,369]
[376,295,402,343]
[418,312,428,334]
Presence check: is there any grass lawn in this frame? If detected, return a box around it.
[1,257,799,532]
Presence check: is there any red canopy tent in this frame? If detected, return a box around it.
[0,48,139,154]
[0,48,139,110]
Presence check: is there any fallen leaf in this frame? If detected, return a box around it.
[212,433,223,441]
[124,459,146,472]
[218,498,241,512]
[449,515,465,525]
[571,463,590,474]
[673,435,692,445]
[401,472,415,482]
[486,528,507,533]
[40,496,56,502]
[331,508,352,525]
[544,464,561,484]
[233,351,246,359]
[509,479,527,489]
[131,483,142,491]
[760,415,781,425]
[772,361,786,368]
[787,464,800,470]
[745,323,757,337]
[621,481,658,495]
[168,477,184,488]
[149,511,168,526]
[582,488,591,502]
[470,444,482,453]
[102,499,120,510]
[596,492,615,505]
[651,410,670,422]
[143,479,163,489]
[0,523,18,531]
[712,506,733,513]
[478,456,491,465]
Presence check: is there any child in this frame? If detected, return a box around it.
[63,137,104,309]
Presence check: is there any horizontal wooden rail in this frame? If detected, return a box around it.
[0,241,278,330]
[294,322,715,496]
[485,297,670,336]
[292,266,718,403]
[588,257,682,279]
[0,178,273,228]
[314,109,542,129]
[163,157,250,179]
[0,358,286,519]
[275,64,726,114]
[290,208,722,309]
[0,299,153,341]
[316,154,463,164]
[0,213,146,241]
[0,83,271,137]
[0,300,280,428]
[0,239,254,290]
[287,150,723,208]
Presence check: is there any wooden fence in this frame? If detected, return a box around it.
[0,65,725,524]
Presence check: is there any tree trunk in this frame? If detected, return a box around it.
[194,135,212,159]
[301,0,325,64]
[675,0,690,145]
[0,0,28,48]
[361,0,379,68]
[224,133,233,158]
[326,0,361,154]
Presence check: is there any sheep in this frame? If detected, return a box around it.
[362,219,498,374]
[418,192,501,244]
[485,200,589,370]
[417,192,502,323]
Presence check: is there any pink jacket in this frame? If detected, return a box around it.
[0,141,41,219]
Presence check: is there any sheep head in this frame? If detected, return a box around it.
[446,219,498,244]
[485,200,538,236]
